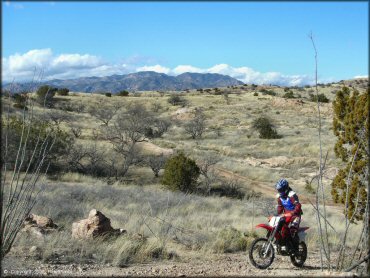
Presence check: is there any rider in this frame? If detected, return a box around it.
[275,178,302,251]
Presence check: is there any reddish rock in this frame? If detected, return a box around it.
[72,209,125,239]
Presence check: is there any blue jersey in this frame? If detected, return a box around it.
[276,190,301,214]
[280,195,295,211]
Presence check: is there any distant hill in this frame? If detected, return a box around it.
[2,71,244,93]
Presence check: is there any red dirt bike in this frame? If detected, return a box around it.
[249,212,309,269]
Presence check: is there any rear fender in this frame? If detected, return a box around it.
[256,224,273,231]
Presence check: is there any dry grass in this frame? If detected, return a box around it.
[4,82,367,266]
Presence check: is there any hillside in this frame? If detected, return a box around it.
[2,79,368,276]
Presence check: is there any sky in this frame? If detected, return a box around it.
[2,1,369,85]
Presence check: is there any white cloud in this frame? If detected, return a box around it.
[136,64,170,74]
[173,65,204,74]
[2,49,133,81]
[3,48,332,86]
[172,63,318,86]
[354,75,368,79]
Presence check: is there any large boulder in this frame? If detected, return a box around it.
[72,209,126,239]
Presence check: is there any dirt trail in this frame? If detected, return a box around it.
[3,250,354,277]
[215,167,339,208]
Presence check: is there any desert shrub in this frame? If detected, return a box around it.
[2,116,73,174]
[117,90,129,96]
[167,95,187,106]
[252,116,281,139]
[211,227,248,253]
[210,179,245,200]
[12,93,28,110]
[161,152,200,193]
[144,118,171,138]
[305,180,315,194]
[56,88,69,96]
[36,85,57,107]
[58,101,85,113]
[310,93,329,103]
[105,92,112,97]
[253,92,258,96]
[260,89,276,96]
[151,101,162,112]
[283,91,295,99]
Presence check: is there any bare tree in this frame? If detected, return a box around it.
[184,108,206,139]
[88,100,120,126]
[42,109,72,126]
[198,153,221,195]
[309,32,369,275]
[308,32,331,271]
[146,118,172,138]
[145,153,168,177]
[103,104,153,178]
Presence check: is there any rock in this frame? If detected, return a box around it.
[72,209,125,239]
[25,214,58,229]
[22,213,58,240]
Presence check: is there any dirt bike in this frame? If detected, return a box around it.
[249,212,309,269]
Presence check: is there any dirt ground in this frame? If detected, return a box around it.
[2,249,359,277]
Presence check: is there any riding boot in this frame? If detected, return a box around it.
[290,230,300,252]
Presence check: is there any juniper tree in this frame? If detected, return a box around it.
[331,86,369,221]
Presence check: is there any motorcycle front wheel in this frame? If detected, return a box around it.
[249,238,275,269]
[290,241,307,267]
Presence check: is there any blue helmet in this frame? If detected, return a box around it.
[275,179,289,196]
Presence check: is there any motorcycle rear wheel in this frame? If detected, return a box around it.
[249,238,275,269]
[290,241,307,267]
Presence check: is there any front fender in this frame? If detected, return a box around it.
[256,224,273,231]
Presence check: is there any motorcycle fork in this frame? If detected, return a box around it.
[263,227,277,257]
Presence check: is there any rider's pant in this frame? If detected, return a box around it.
[289,215,301,237]
[276,215,301,238]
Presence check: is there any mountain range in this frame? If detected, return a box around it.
[3,71,244,93]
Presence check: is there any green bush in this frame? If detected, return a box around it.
[117,90,129,96]
[253,92,258,96]
[161,152,200,192]
[283,91,295,99]
[105,92,112,97]
[56,88,69,96]
[310,93,329,103]
[36,85,57,107]
[252,116,282,139]
[260,89,276,96]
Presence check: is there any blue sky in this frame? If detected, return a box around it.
[2,1,368,85]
